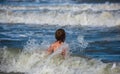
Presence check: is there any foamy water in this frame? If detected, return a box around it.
[0,3,120,26]
[0,1,120,74]
[0,40,120,74]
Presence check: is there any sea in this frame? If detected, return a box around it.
[0,0,120,74]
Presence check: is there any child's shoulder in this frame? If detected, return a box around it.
[51,41,63,47]
[50,42,57,47]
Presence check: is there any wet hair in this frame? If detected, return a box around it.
[55,28,66,42]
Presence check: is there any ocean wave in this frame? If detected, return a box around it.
[0,3,120,26]
[0,38,120,74]
[0,46,120,74]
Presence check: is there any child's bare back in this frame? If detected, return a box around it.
[47,29,67,58]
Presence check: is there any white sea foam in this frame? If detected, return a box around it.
[0,47,120,74]
[0,3,120,27]
[0,39,120,74]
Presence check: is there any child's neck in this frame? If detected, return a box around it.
[56,41,63,44]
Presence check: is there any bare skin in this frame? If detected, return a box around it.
[47,41,66,58]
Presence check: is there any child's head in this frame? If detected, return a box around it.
[55,28,66,42]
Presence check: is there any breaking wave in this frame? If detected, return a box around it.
[0,39,120,74]
[0,3,120,26]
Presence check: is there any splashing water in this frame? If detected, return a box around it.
[0,2,120,73]
[77,36,88,50]
[0,38,120,74]
[38,42,69,74]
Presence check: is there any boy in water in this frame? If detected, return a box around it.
[47,29,68,58]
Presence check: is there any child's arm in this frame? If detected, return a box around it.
[61,44,69,59]
[61,48,66,59]
[47,44,54,55]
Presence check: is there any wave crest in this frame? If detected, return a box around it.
[0,4,120,26]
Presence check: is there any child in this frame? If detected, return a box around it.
[47,28,68,58]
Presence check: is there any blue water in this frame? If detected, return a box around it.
[0,23,120,62]
[0,0,120,74]
[0,0,120,6]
